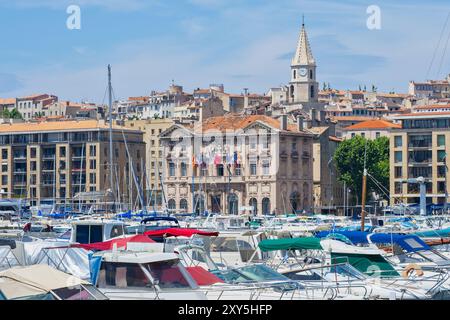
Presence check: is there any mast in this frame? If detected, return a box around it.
[361,139,368,231]
[108,65,116,212]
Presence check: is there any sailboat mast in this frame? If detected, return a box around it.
[108,65,116,211]
[361,140,368,231]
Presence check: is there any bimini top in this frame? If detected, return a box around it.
[71,234,155,251]
[316,231,430,253]
[258,237,322,252]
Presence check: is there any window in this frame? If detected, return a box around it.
[1,149,8,159]
[169,162,175,177]
[394,167,402,179]
[90,173,97,184]
[309,69,313,79]
[75,225,103,244]
[235,164,241,176]
[217,164,224,177]
[89,145,96,157]
[395,151,403,163]
[438,135,446,147]
[376,132,381,139]
[438,150,447,162]
[180,162,187,176]
[394,136,402,148]
[30,148,37,158]
[394,182,403,194]
[250,163,257,176]
[90,160,97,170]
[1,164,6,172]
[361,133,366,138]
[2,175,8,185]
[262,161,270,175]
[310,85,315,99]
[351,133,356,138]
[30,161,37,171]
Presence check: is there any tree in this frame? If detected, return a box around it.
[333,136,389,204]
[1,108,22,120]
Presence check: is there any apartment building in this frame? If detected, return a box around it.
[160,114,314,215]
[390,112,450,206]
[16,94,58,120]
[409,75,450,99]
[0,120,145,205]
[123,118,173,207]
[343,119,401,140]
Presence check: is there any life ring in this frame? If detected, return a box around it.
[402,264,424,278]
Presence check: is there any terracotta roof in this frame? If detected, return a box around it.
[0,98,16,105]
[343,119,401,131]
[190,114,308,134]
[0,120,135,134]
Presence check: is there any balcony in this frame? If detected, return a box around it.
[291,151,299,159]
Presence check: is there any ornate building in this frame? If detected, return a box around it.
[159,114,314,215]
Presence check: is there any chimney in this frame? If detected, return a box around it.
[297,116,304,131]
[310,108,317,124]
[281,115,288,131]
[319,110,326,124]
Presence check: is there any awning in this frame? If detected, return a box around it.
[185,267,224,286]
[258,237,322,252]
[71,234,155,251]
[144,228,219,238]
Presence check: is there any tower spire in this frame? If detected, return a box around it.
[292,20,315,66]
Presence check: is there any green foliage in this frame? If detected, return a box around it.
[1,108,23,119]
[333,136,389,202]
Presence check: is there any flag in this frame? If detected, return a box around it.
[214,154,222,166]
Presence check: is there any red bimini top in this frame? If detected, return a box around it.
[71,234,155,251]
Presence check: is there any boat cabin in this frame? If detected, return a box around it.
[70,220,125,244]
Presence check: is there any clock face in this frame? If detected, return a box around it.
[299,68,307,77]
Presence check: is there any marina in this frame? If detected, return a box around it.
[1,210,450,300]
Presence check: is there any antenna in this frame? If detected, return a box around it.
[302,14,305,27]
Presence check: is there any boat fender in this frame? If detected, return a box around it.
[402,264,424,278]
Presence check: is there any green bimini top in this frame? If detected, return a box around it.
[258,237,323,252]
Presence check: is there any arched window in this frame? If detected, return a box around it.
[310,85,315,99]
[262,198,271,215]
[168,199,176,210]
[293,70,297,79]
[290,85,295,98]
[180,162,187,176]
[180,199,188,212]
[249,198,258,216]
[228,193,239,215]
[309,69,313,80]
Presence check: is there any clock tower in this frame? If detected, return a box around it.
[289,21,319,104]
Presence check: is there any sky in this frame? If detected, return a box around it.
[0,0,449,103]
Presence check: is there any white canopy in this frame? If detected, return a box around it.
[0,264,88,299]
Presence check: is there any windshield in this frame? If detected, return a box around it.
[236,264,290,282]
[144,260,194,290]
